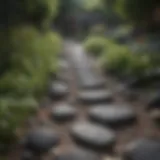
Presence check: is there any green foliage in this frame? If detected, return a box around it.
[0,0,59,28]
[100,43,152,77]
[0,0,61,150]
[114,0,160,24]
[84,36,110,56]
[0,97,38,150]
[90,24,106,36]
[0,26,62,98]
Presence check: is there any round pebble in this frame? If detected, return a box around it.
[51,104,77,121]
[21,150,34,160]
[123,138,160,160]
[70,122,116,149]
[77,90,113,104]
[55,148,99,160]
[147,93,160,110]
[89,105,136,127]
[79,76,106,89]
[49,81,69,99]
[24,127,60,153]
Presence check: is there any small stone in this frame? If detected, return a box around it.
[49,81,69,99]
[79,76,106,89]
[147,93,160,110]
[21,150,34,160]
[123,138,160,160]
[88,105,136,127]
[24,127,60,153]
[77,90,113,104]
[70,122,116,149]
[51,104,77,121]
[59,59,69,70]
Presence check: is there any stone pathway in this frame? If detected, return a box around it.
[9,40,160,160]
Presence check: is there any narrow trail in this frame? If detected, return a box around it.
[10,40,160,160]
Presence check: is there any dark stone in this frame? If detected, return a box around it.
[88,105,136,128]
[21,150,34,160]
[51,104,77,121]
[70,122,116,149]
[49,81,69,99]
[55,148,99,160]
[123,138,160,160]
[150,109,160,127]
[127,69,160,89]
[24,127,60,153]
[77,90,113,104]
[147,93,160,110]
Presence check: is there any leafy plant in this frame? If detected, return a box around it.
[84,36,110,56]
[100,43,152,78]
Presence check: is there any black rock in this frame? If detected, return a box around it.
[123,138,160,160]
[70,122,116,149]
[55,148,99,160]
[147,93,160,110]
[49,81,69,99]
[51,104,77,121]
[88,105,136,128]
[77,90,113,104]
[21,150,34,160]
[127,69,160,89]
[24,127,60,153]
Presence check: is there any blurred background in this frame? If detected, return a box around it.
[0,0,160,159]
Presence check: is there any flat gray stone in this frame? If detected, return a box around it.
[51,104,77,121]
[21,150,34,160]
[89,105,136,127]
[123,138,160,160]
[55,148,99,160]
[147,93,160,110]
[78,75,106,89]
[59,60,69,70]
[49,81,69,99]
[24,127,60,153]
[77,90,113,104]
[70,122,116,149]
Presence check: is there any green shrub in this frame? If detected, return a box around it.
[0,26,62,98]
[0,97,38,152]
[128,54,152,77]
[90,24,106,36]
[100,43,152,77]
[0,0,59,28]
[0,0,61,154]
[84,36,110,56]
[101,44,131,74]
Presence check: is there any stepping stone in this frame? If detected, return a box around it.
[59,60,69,70]
[123,138,160,160]
[70,122,116,149]
[88,105,136,128]
[55,148,99,160]
[127,70,160,89]
[49,81,69,99]
[79,77,106,89]
[77,90,113,104]
[150,109,160,126]
[51,104,77,121]
[24,127,60,153]
[21,150,34,160]
[147,93,160,110]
